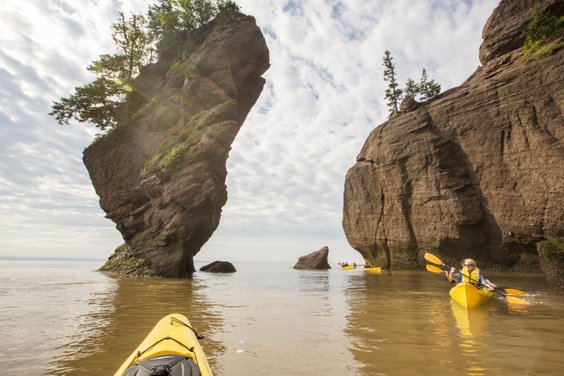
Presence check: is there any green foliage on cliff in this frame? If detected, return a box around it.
[164,144,189,167]
[50,0,239,131]
[143,140,193,172]
[523,6,564,61]
[537,239,564,260]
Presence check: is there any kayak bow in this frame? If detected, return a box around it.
[114,313,213,376]
[449,283,493,309]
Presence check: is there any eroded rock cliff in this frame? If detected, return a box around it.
[343,0,563,272]
[85,13,269,277]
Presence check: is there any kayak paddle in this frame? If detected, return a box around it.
[424,252,529,305]
[425,264,527,296]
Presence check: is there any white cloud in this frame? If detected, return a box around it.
[0,0,498,263]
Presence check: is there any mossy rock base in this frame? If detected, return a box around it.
[99,244,158,277]
[537,239,564,293]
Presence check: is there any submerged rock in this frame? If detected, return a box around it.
[293,246,331,270]
[200,260,236,273]
[86,13,270,278]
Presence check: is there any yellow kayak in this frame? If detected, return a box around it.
[362,266,381,273]
[114,313,213,376]
[449,283,493,309]
[341,265,356,270]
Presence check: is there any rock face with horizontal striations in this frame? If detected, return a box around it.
[343,0,563,274]
[293,246,331,270]
[87,13,270,277]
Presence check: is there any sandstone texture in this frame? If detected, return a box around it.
[293,246,331,270]
[200,260,237,273]
[85,13,269,277]
[343,0,563,275]
[537,239,564,292]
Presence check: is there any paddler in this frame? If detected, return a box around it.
[446,258,497,290]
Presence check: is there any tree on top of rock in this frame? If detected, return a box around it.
[50,0,240,131]
[418,68,441,102]
[382,51,441,118]
[50,13,152,130]
[383,50,402,119]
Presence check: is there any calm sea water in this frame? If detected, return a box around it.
[1,259,563,375]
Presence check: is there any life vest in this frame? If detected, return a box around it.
[461,266,481,285]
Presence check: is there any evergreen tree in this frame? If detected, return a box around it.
[382,50,402,118]
[218,0,240,13]
[382,52,442,117]
[111,12,154,82]
[50,13,152,129]
[418,68,441,102]
[50,1,239,130]
[403,78,419,99]
[148,0,227,54]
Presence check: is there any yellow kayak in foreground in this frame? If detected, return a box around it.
[114,313,213,376]
[449,283,494,309]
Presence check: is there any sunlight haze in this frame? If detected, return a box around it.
[0,0,498,263]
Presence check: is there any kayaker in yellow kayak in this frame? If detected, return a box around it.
[446,258,497,290]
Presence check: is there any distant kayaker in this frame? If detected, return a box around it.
[446,258,497,290]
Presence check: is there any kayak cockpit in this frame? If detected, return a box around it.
[121,354,200,376]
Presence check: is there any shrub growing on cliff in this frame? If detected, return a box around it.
[523,6,564,61]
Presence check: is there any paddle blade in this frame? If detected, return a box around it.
[424,252,443,265]
[504,288,528,296]
[505,295,530,305]
[425,264,444,273]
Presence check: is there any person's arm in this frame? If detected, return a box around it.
[447,267,457,283]
[480,275,497,290]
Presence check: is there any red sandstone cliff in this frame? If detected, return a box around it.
[343,0,563,276]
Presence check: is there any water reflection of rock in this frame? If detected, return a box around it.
[50,276,225,375]
[297,270,330,294]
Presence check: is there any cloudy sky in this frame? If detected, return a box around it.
[0,0,499,264]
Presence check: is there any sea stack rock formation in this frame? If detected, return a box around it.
[343,0,563,276]
[293,246,331,270]
[86,13,269,277]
